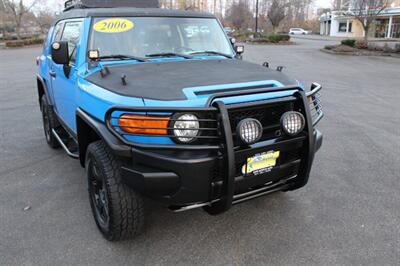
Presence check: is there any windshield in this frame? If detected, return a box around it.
[89,17,233,59]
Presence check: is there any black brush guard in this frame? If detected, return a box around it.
[105,83,323,213]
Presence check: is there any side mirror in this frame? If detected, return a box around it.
[51,41,70,65]
[230,37,236,45]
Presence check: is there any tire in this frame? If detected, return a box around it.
[86,140,144,241]
[41,95,60,149]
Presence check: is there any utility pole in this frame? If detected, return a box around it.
[255,0,259,34]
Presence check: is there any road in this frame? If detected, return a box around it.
[0,38,399,265]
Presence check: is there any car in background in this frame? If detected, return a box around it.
[289,28,310,35]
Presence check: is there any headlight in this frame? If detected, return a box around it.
[281,111,305,136]
[237,118,263,145]
[172,114,199,143]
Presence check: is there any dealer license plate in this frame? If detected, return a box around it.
[242,151,280,176]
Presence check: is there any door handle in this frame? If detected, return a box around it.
[49,71,56,78]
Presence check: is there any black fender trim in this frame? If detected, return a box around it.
[37,74,52,107]
[314,129,323,153]
[76,108,131,166]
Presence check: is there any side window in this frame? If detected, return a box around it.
[61,21,83,64]
[53,22,64,42]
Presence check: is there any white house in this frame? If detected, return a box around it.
[320,4,400,39]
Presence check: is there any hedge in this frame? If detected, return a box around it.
[251,34,291,43]
[341,39,356,47]
[5,38,44,48]
[5,40,24,47]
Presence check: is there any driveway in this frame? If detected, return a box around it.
[0,38,399,265]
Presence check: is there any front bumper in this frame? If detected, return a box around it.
[109,84,324,213]
[121,129,323,209]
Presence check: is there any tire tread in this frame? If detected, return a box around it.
[87,141,144,241]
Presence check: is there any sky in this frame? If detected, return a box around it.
[315,0,333,8]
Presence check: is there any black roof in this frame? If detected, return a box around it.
[54,7,215,25]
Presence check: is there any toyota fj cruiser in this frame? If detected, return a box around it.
[36,0,324,241]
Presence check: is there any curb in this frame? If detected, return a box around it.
[320,48,400,58]
[246,41,296,46]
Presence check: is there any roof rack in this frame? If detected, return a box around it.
[63,0,160,12]
[64,0,87,11]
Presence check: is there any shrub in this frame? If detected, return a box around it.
[250,38,271,43]
[382,44,394,53]
[395,44,400,53]
[23,38,44,45]
[341,39,356,47]
[5,40,24,47]
[355,40,368,49]
[5,38,44,48]
[324,45,334,50]
[250,34,290,43]
[267,34,290,43]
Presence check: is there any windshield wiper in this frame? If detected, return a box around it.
[145,52,193,59]
[98,55,147,62]
[189,51,233,59]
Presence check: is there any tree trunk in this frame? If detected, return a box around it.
[16,13,23,40]
[364,27,369,44]
[15,19,22,40]
[16,25,21,40]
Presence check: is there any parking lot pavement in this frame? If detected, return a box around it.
[0,38,399,266]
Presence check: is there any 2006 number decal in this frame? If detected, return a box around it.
[93,18,134,33]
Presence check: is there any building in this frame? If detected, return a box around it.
[320,1,400,39]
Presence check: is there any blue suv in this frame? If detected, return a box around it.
[37,0,323,241]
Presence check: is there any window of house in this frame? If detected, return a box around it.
[339,22,352,32]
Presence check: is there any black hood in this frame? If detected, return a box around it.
[85,59,297,101]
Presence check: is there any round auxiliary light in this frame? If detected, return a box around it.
[172,114,200,143]
[52,42,60,50]
[281,111,305,136]
[237,118,263,145]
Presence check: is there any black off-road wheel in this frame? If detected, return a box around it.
[86,140,144,241]
[41,95,60,149]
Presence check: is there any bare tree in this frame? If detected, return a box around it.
[225,1,253,30]
[347,0,389,43]
[4,0,40,39]
[0,0,7,38]
[34,10,54,34]
[267,0,289,33]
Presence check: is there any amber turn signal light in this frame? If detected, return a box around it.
[118,114,170,135]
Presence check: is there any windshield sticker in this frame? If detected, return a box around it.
[94,19,134,33]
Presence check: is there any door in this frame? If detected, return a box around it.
[50,20,83,133]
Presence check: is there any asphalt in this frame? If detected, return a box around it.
[0,37,399,266]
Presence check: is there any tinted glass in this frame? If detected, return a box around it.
[61,21,83,63]
[53,22,64,42]
[89,17,232,58]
